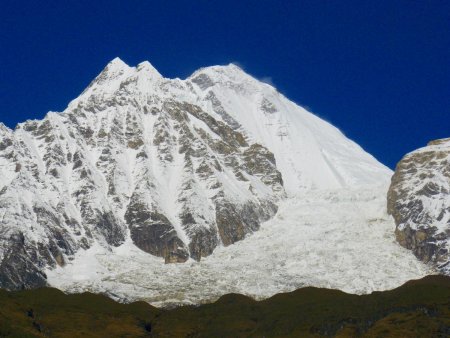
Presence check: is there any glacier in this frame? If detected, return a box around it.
[48,185,430,307]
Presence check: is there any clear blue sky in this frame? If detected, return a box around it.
[1,1,448,168]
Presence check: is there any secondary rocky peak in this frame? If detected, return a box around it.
[428,138,450,147]
[0,122,12,134]
[136,60,162,79]
[101,57,132,79]
[388,138,450,274]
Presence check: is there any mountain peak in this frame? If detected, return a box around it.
[0,122,12,134]
[189,63,248,80]
[106,57,129,69]
[136,60,163,79]
[224,62,245,71]
[210,63,245,72]
[93,57,132,84]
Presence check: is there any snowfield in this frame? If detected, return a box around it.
[47,184,430,307]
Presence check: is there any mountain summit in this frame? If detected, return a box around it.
[1,59,402,294]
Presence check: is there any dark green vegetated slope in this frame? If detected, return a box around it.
[0,287,159,337]
[0,275,449,337]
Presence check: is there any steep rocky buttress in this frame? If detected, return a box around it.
[388,138,450,274]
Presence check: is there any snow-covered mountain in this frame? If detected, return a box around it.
[0,58,425,298]
[388,138,450,274]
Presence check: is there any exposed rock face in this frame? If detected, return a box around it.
[388,138,450,274]
[0,59,285,290]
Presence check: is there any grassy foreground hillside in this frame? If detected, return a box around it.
[0,275,449,337]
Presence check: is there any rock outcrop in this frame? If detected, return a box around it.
[388,138,450,274]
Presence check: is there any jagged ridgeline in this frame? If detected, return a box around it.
[0,58,390,290]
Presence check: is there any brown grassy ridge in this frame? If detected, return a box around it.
[0,275,449,337]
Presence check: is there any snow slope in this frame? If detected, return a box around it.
[189,64,391,194]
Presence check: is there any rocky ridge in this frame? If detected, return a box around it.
[388,138,450,274]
